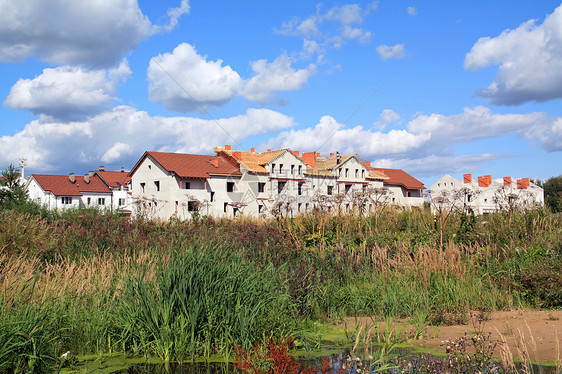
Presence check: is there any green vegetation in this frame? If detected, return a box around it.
[542,174,562,213]
[0,193,561,372]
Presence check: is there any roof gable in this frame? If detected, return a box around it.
[96,170,131,188]
[130,151,241,179]
[372,168,426,190]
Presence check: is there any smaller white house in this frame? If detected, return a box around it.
[27,173,113,210]
[95,168,132,214]
[430,173,544,214]
[365,165,426,208]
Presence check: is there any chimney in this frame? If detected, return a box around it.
[99,166,105,171]
[316,152,321,157]
[121,167,125,173]
[89,171,94,177]
[485,175,492,185]
[225,145,232,151]
[250,147,255,153]
[302,152,316,169]
[69,173,76,183]
[517,178,530,189]
[503,176,512,186]
[267,149,272,152]
[463,174,472,184]
[364,161,371,169]
[478,176,488,187]
[330,152,334,157]
[84,174,90,184]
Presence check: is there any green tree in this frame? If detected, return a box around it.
[542,175,562,213]
[0,164,28,208]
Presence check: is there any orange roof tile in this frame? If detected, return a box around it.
[131,151,241,179]
[96,170,131,188]
[31,174,111,196]
[215,148,289,174]
[371,168,425,190]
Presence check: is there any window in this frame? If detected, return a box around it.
[271,163,275,173]
[277,181,286,194]
[224,202,228,213]
[118,198,125,206]
[227,182,235,192]
[148,164,151,169]
[279,164,283,173]
[140,182,145,193]
[298,203,302,212]
[175,201,178,212]
[154,181,160,192]
[345,168,349,177]
[298,182,304,196]
[355,169,359,178]
[291,165,295,175]
[327,186,333,195]
[62,196,72,204]
[362,170,365,178]
[467,195,472,202]
[98,198,105,205]
[183,181,190,189]
[188,201,198,212]
[258,182,265,193]
[298,165,302,175]
[87,197,91,205]
[258,205,263,213]
[210,192,215,202]
[345,184,351,194]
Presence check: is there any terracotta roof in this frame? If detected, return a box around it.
[215,148,291,174]
[31,174,112,196]
[371,168,426,190]
[314,154,356,171]
[131,151,241,178]
[96,170,131,188]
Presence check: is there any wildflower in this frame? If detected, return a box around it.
[60,351,70,360]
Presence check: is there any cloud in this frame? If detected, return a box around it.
[406,7,417,16]
[243,55,316,103]
[464,4,562,105]
[4,60,131,120]
[0,0,189,68]
[264,106,561,177]
[376,44,406,60]
[276,2,376,59]
[147,43,243,112]
[0,106,294,173]
[374,154,501,178]
[374,109,400,129]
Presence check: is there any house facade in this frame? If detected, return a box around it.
[128,146,426,219]
[430,173,544,214]
[26,169,132,212]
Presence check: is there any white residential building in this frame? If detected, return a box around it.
[26,169,132,212]
[128,146,427,219]
[430,173,544,214]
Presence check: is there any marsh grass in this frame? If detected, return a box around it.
[0,206,561,371]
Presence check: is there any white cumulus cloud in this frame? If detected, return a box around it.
[0,106,294,173]
[464,3,562,105]
[0,0,189,67]
[243,55,316,103]
[374,109,400,129]
[376,44,406,60]
[147,43,243,113]
[4,60,131,120]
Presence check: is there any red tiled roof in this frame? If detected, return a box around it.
[31,174,112,196]
[131,151,241,179]
[371,168,426,190]
[96,170,131,188]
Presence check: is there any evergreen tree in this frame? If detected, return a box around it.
[0,164,28,207]
[543,175,562,213]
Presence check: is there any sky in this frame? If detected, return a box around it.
[1,0,561,188]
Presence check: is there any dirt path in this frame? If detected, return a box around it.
[336,309,562,365]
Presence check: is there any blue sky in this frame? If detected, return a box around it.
[1,0,561,188]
